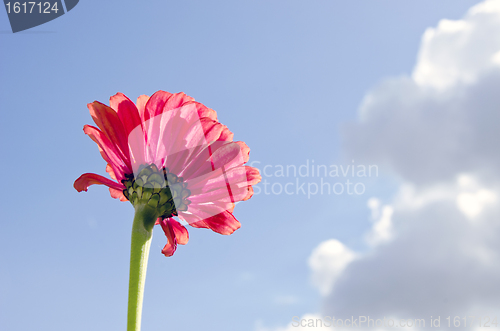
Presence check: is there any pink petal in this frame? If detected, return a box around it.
[186,166,255,203]
[143,91,195,123]
[164,92,195,113]
[109,187,128,201]
[74,173,125,192]
[163,145,206,176]
[243,186,254,201]
[190,101,217,121]
[106,164,117,180]
[218,125,234,141]
[180,141,244,180]
[209,141,250,170]
[140,92,190,165]
[145,104,220,172]
[199,118,225,143]
[245,166,261,185]
[242,166,261,200]
[159,119,225,173]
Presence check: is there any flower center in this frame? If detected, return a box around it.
[121,164,191,219]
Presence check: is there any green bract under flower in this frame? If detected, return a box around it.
[121,164,191,219]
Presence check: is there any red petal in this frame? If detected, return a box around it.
[170,220,189,245]
[74,173,125,192]
[161,243,176,257]
[143,90,173,122]
[159,218,189,257]
[184,210,241,235]
[136,95,150,123]
[109,92,142,138]
[84,125,130,180]
[87,101,131,168]
[205,211,241,235]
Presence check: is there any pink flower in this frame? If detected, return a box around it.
[74,91,261,256]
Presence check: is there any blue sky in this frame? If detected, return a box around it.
[0,1,495,330]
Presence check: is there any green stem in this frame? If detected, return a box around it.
[127,204,158,331]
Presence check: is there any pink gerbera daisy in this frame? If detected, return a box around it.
[74,91,261,256]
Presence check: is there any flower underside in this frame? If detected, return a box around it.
[122,164,191,219]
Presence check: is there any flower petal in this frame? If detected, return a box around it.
[88,101,131,168]
[136,95,150,123]
[74,173,125,192]
[218,125,234,141]
[170,220,189,245]
[143,90,173,122]
[159,218,189,257]
[164,92,196,113]
[143,91,195,123]
[186,166,257,204]
[190,101,217,121]
[245,166,261,186]
[84,125,130,180]
[109,92,142,138]
[243,185,254,201]
[180,141,245,180]
[159,119,224,174]
[109,187,128,201]
[181,210,241,235]
[242,166,261,200]
[106,164,117,181]
[212,141,249,170]
[145,104,220,172]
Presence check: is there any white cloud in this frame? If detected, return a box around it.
[413,0,500,90]
[366,198,394,246]
[346,0,500,186]
[322,0,500,328]
[470,0,500,15]
[308,239,357,296]
[264,2,500,330]
[324,182,500,322]
[456,174,497,219]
